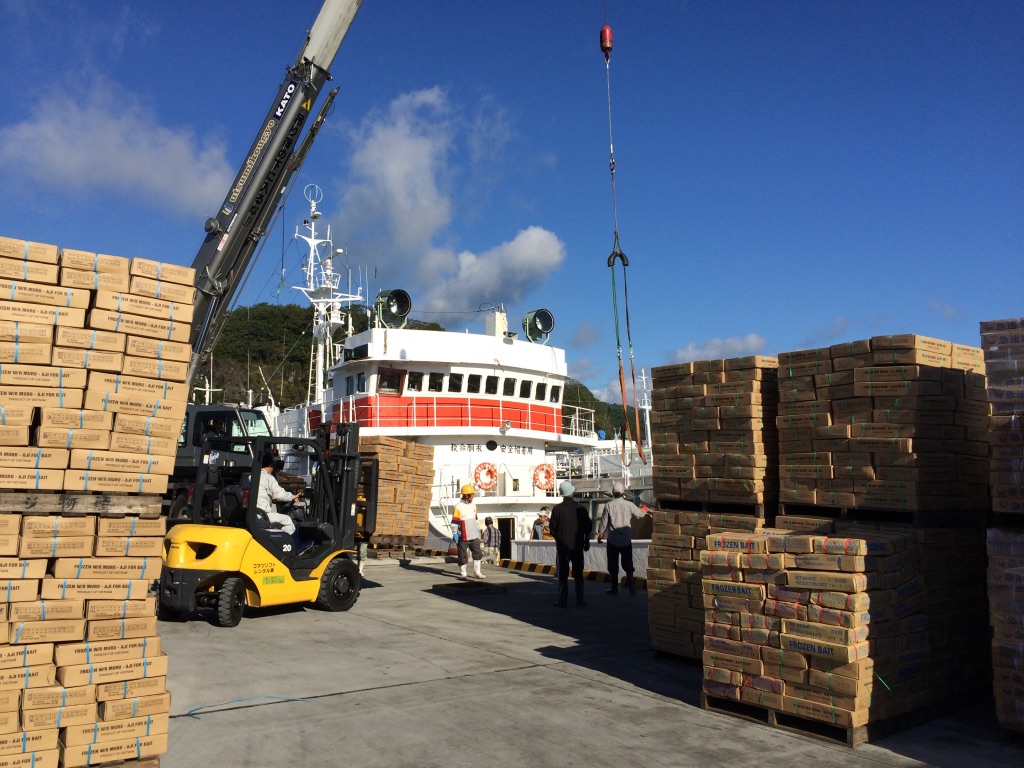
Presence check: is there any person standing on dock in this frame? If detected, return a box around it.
[452,484,485,579]
[531,508,550,540]
[596,482,649,595]
[549,481,591,607]
[481,516,501,565]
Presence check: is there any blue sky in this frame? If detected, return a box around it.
[0,1,1020,403]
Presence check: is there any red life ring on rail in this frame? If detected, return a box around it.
[533,463,555,491]
[474,462,498,491]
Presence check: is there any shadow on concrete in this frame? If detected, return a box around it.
[396,558,1022,768]
[400,556,700,706]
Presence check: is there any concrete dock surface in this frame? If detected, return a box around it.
[160,558,1022,768]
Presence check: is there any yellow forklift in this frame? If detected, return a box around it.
[159,424,377,626]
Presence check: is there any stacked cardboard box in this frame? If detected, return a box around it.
[359,436,434,542]
[777,335,988,514]
[980,317,1024,515]
[837,521,989,711]
[648,511,761,659]
[986,528,1024,732]
[0,236,195,496]
[700,528,929,730]
[0,508,169,767]
[650,356,780,508]
[0,238,81,493]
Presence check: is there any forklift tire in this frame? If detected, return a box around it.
[216,577,246,627]
[316,558,360,612]
[168,494,191,522]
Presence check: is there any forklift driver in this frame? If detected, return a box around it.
[204,418,229,441]
[257,454,300,535]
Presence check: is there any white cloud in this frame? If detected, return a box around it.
[590,374,644,406]
[418,227,566,313]
[927,298,962,323]
[342,87,454,252]
[0,81,232,217]
[568,357,601,384]
[800,316,851,348]
[671,334,767,363]
[570,322,601,348]
[333,88,564,318]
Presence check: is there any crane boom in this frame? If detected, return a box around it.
[187,0,363,387]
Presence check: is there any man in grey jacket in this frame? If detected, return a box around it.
[596,482,650,594]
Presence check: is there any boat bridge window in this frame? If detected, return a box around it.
[467,374,481,394]
[428,372,444,392]
[407,372,423,392]
[550,385,561,403]
[378,368,405,395]
[519,380,532,399]
[448,373,463,393]
[535,383,547,401]
[485,376,499,395]
[357,373,366,393]
[502,377,516,397]
[345,376,355,396]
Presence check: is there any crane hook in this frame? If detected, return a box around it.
[600,25,613,63]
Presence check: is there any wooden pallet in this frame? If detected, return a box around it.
[369,534,426,548]
[0,491,163,516]
[702,692,866,746]
[778,502,987,528]
[701,692,954,748]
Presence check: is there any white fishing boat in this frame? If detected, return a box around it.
[261,185,599,552]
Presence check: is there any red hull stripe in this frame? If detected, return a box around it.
[327,395,564,433]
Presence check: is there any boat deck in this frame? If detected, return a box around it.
[161,559,1021,768]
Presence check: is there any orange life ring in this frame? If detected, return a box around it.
[474,462,498,491]
[533,463,555,491]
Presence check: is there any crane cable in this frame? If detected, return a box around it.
[601,23,647,466]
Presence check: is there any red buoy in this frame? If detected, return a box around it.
[600,25,613,62]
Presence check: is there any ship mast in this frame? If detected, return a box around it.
[639,368,652,449]
[293,184,362,411]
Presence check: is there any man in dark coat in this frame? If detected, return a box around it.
[548,480,592,607]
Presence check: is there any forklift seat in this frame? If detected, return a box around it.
[218,487,247,527]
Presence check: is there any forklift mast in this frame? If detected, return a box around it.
[187,0,363,388]
[304,423,374,549]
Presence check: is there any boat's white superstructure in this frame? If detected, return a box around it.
[263,187,597,550]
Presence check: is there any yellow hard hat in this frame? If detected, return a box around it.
[461,484,476,495]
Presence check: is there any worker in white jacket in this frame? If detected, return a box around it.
[452,483,485,579]
[256,455,300,535]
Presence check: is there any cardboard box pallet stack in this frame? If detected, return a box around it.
[647,510,762,659]
[647,356,779,659]
[0,235,186,765]
[775,335,989,514]
[0,235,196,495]
[700,528,931,738]
[981,317,1024,515]
[650,356,780,507]
[0,506,170,767]
[766,334,992,735]
[979,316,1024,732]
[359,436,434,543]
[986,529,1024,732]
